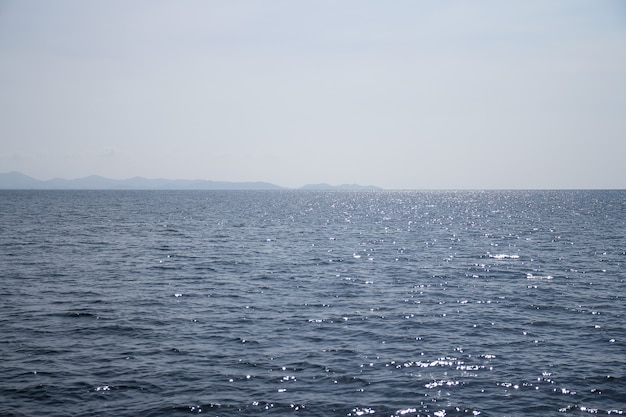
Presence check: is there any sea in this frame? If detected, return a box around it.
[0,190,624,417]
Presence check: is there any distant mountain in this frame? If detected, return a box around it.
[0,172,286,190]
[0,172,382,190]
[299,183,382,191]
[0,171,41,188]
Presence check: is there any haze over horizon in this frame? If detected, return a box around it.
[1,1,625,190]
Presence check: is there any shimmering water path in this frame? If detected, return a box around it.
[1,190,624,416]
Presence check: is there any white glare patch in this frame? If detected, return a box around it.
[526,273,553,280]
[352,407,375,416]
[489,254,520,259]
[425,380,460,389]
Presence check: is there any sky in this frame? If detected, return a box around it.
[1,1,625,189]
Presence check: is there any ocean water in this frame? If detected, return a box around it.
[0,190,624,417]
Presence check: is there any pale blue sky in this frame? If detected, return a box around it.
[1,1,625,189]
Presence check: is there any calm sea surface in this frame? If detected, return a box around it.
[0,190,624,417]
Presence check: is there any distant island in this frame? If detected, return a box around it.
[0,172,382,191]
[298,183,381,191]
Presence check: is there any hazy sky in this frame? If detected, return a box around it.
[1,1,625,189]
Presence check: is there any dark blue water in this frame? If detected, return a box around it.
[1,190,624,416]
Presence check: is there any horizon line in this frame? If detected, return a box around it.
[1,171,624,192]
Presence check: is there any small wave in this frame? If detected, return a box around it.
[488,253,520,259]
[526,273,553,280]
[559,404,624,414]
[349,406,484,417]
[169,401,308,414]
[425,379,462,389]
[64,311,98,318]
